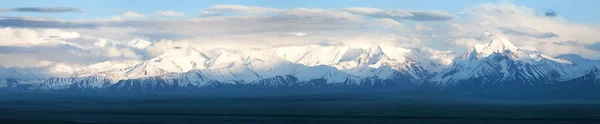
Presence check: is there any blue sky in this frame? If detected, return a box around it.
[0,0,597,23]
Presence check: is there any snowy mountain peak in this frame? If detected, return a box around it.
[126,38,152,49]
[120,47,211,78]
[469,36,519,59]
[461,35,575,65]
[483,37,518,53]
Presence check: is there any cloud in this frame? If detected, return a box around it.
[545,41,600,58]
[376,18,403,29]
[449,38,482,50]
[537,41,600,60]
[0,7,82,13]
[345,7,457,21]
[0,16,99,28]
[203,4,281,14]
[0,27,81,46]
[585,42,600,51]
[0,27,148,68]
[0,45,140,69]
[0,45,103,67]
[93,46,142,59]
[0,44,143,69]
[414,23,433,31]
[344,7,381,15]
[145,39,189,56]
[122,11,145,18]
[109,11,146,20]
[156,10,185,17]
[498,27,559,39]
[288,32,307,36]
[0,13,364,43]
[0,54,55,68]
[203,5,456,21]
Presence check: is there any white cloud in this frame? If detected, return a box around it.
[414,23,426,30]
[123,11,145,18]
[109,11,145,20]
[450,23,465,32]
[344,7,383,15]
[95,46,142,59]
[537,43,599,59]
[0,27,148,68]
[0,27,80,46]
[289,32,307,36]
[156,10,185,17]
[345,7,457,21]
[0,54,55,68]
[203,4,281,14]
[69,27,138,41]
[376,18,402,29]
[145,39,189,56]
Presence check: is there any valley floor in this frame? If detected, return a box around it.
[2,92,600,124]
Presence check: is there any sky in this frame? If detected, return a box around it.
[0,0,599,71]
[0,0,598,23]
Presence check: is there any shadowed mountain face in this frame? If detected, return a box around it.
[1,34,600,93]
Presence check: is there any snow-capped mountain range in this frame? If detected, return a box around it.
[2,34,600,91]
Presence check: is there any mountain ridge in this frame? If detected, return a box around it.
[1,36,600,91]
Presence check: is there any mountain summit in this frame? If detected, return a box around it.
[470,36,519,59]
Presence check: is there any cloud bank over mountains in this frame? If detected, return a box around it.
[0,2,599,77]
